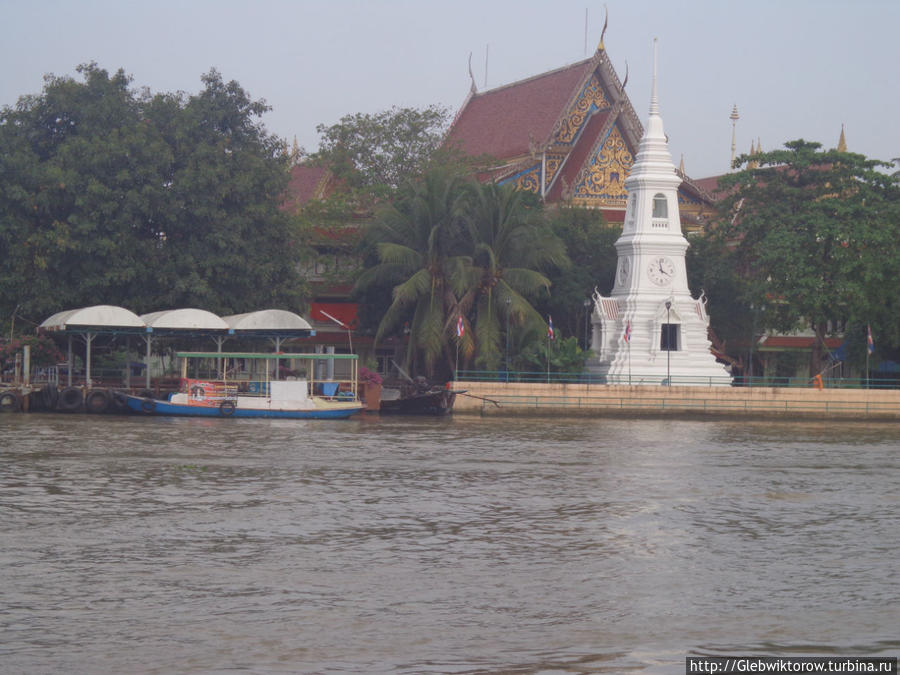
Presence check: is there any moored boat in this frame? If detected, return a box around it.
[379,376,463,416]
[125,351,363,419]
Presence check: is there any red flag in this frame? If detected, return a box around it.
[547,315,555,340]
[457,316,464,337]
[624,320,631,343]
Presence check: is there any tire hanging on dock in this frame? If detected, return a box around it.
[58,387,84,412]
[84,389,110,414]
[0,390,21,413]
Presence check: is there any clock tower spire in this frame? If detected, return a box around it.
[587,39,731,385]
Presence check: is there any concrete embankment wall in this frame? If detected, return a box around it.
[453,381,900,420]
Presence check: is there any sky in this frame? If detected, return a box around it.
[2,0,898,179]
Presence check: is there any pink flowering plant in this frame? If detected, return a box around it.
[0,334,65,369]
[358,366,382,385]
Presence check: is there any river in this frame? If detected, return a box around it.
[1,413,898,673]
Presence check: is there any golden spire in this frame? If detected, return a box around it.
[748,141,758,169]
[837,124,847,152]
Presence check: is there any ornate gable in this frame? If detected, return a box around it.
[572,124,633,207]
[553,74,612,145]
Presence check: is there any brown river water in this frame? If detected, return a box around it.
[1,413,898,674]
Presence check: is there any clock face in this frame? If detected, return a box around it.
[618,257,630,284]
[647,256,676,286]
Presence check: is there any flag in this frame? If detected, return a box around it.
[457,316,464,338]
[867,325,874,355]
[624,320,631,343]
[547,315,555,340]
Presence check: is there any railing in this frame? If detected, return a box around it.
[457,391,900,418]
[455,370,900,389]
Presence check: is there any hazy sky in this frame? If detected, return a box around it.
[2,0,898,178]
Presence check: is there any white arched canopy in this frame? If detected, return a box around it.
[39,305,146,387]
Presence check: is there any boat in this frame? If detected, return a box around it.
[124,351,364,419]
[379,376,463,416]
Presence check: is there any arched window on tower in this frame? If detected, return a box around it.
[652,193,668,218]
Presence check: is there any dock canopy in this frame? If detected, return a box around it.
[223,309,315,351]
[140,308,231,335]
[223,309,313,334]
[40,305,146,334]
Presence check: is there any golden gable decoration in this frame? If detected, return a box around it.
[555,75,610,144]
[574,126,633,206]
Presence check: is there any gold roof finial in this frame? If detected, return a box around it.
[837,124,847,152]
[598,4,608,51]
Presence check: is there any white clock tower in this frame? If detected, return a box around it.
[588,40,731,385]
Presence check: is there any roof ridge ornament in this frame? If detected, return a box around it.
[598,4,608,51]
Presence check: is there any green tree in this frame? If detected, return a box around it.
[310,105,452,198]
[537,206,618,346]
[716,140,900,374]
[515,334,592,375]
[0,63,306,327]
[456,182,568,371]
[354,167,470,377]
[355,172,570,378]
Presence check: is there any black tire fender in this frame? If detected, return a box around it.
[140,398,156,413]
[0,390,21,412]
[84,389,110,414]
[58,387,84,412]
[219,400,236,417]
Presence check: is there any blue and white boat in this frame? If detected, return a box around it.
[124,351,364,419]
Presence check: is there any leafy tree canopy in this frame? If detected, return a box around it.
[715,139,900,373]
[309,105,452,198]
[0,63,307,332]
[354,168,569,378]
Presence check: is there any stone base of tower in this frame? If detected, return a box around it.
[586,350,732,386]
[586,293,733,387]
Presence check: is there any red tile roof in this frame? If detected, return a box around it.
[759,336,843,350]
[282,165,331,212]
[445,59,593,161]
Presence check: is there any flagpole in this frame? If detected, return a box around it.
[625,319,632,386]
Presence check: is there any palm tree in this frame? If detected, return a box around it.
[354,167,470,377]
[455,182,569,370]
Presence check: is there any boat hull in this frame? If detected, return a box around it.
[124,395,362,419]
[379,389,461,416]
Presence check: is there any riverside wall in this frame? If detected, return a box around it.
[453,381,900,421]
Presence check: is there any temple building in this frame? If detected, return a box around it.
[444,36,716,232]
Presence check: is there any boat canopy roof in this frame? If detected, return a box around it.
[176,351,357,360]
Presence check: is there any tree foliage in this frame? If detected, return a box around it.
[355,169,569,378]
[0,63,306,330]
[715,139,900,373]
[310,105,452,198]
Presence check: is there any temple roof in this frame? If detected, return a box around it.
[445,59,594,161]
[282,165,334,212]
